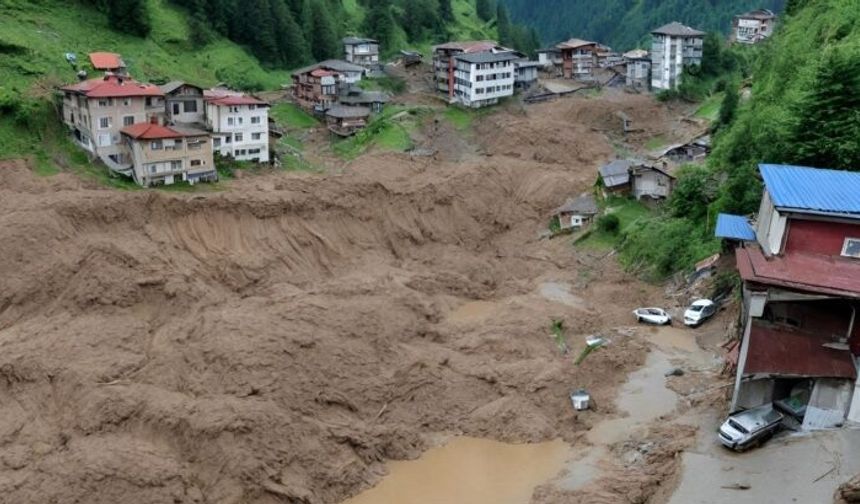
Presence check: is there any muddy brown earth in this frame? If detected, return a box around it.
[0,91,699,504]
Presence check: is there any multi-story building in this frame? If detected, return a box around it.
[120,118,216,186]
[514,60,541,91]
[557,39,599,80]
[650,22,704,90]
[160,81,205,125]
[343,37,380,68]
[204,94,270,163]
[60,74,164,174]
[451,51,517,108]
[732,9,777,44]
[536,47,562,74]
[432,40,507,99]
[716,164,860,428]
[292,67,340,112]
[623,49,651,90]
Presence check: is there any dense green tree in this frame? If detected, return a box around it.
[309,0,340,60]
[438,0,453,22]
[496,2,512,46]
[300,0,315,48]
[475,0,492,22]
[271,0,312,66]
[715,83,739,132]
[789,48,860,170]
[401,0,441,42]
[362,0,396,49]
[668,165,713,221]
[105,0,151,37]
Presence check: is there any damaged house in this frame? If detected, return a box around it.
[553,194,599,230]
[598,159,675,200]
[720,164,860,429]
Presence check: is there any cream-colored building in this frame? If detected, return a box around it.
[61,74,164,174]
[120,119,216,187]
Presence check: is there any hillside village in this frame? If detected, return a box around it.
[7,1,860,504]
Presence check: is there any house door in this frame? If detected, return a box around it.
[172,103,180,115]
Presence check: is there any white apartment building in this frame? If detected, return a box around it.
[650,22,705,91]
[733,9,777,44]
[452,51,517,108]
[204,95,270,163]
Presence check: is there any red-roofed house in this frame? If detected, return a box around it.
[88,52,126,73]
[120,118,215,186]
[722,164,860,429]
[60,74,165,172]
[204,92,270,163]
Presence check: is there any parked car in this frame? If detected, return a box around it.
[718,405,784,451]
[633,307,672,325]
[683,299,716,326]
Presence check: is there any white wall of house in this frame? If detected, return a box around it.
[205,102,270,163]
[345,43,379,65]
[651,34,703,90]
[754,190,788,256]
[632,170,672,199]
[452,58,515,108]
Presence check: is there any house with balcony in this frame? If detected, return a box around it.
[650,22,704,90]
[343,36,380,69]
[120,118,215,187]
[432,40,511,99]
[451,51,517,108]
[204,94,270,163]
[717,164,860,429]
[732,9,777,44]
[60,74,164,175]
[160,81,205,125]
[556,39,599,80]
[292,67,340,112]
[623,49,651,90]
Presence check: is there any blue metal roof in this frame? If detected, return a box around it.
[715,213,755,241]
[760,164,860,216]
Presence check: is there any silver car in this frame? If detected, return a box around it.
[684,299,716,326]
[718,405,784,451]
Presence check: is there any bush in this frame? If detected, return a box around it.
[596,213,620,233]
[619,217,720,280]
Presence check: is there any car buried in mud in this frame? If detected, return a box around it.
[718,405,785,451]
[633,307,672,325]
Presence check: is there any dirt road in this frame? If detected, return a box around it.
[0,90,706,504]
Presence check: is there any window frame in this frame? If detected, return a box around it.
[841,237,860,258]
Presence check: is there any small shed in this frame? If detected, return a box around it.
[598,159,635,195]
[629,163,675,200]
[326,105,370,136]
[554,194,599,230]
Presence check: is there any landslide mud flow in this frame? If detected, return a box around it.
[0,95,682,504]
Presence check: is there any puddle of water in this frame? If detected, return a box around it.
[340,437,569,504]
[539,282,589,311]
[447,300,498,323]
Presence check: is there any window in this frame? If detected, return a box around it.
[234,133,243,142]
[251,116,261,124]
[842,238,860,258]
[248,104,256,110]
[224,136,231,144]
[183,100,197,113]
[249,148,261,154]
[251,132,262,140]
[123,98,131,107]
[98,117,111,129]
[173,103,181,115]
[145,97,152,107]
[123,115,134,126]
[227,117,235,126]
[190,159,202,167]
[151,140,163,150]
[237,117,243,125]
[150,165,157,174]
[98,99,111,107]
[170,160,182,170]
[213,138,222,148]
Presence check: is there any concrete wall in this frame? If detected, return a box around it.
[128,134,214,186]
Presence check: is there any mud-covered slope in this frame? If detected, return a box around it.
[0,152,659,504]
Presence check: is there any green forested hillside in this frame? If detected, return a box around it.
[503,0,785,49]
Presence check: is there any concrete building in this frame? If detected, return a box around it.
[650,22,705,90]
[732,9,777,44]
[60,74,164,175]
[629,163,675,200]
[120,118,215,187]
[343,37,380,68]
[557,39,599,80]
[623,49,651,90]
[514,60,541,91]
[204,94,270,163]
[432,40,508,98]
[451,51,517,108]
[553,194,599,230]
[536,47,562,74]
[160,81,205,125]
[718,164,860,429]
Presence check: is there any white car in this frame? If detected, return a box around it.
[633,307,672,325]
[718,405,784,451]
[683,299,716,326]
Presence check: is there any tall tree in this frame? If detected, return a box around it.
[439,0,453,22]
[271,0,311,66]
[715,82,739,132]
[475,0,492,22]
[106,0,151,37]
[362,0,395,49]
[496,2,512,46]
[300,0,314,48]
[310,0,340,60]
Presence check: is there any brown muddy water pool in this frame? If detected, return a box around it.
[340,437,569,504]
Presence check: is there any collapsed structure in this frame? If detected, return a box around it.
[718,164,860,429]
